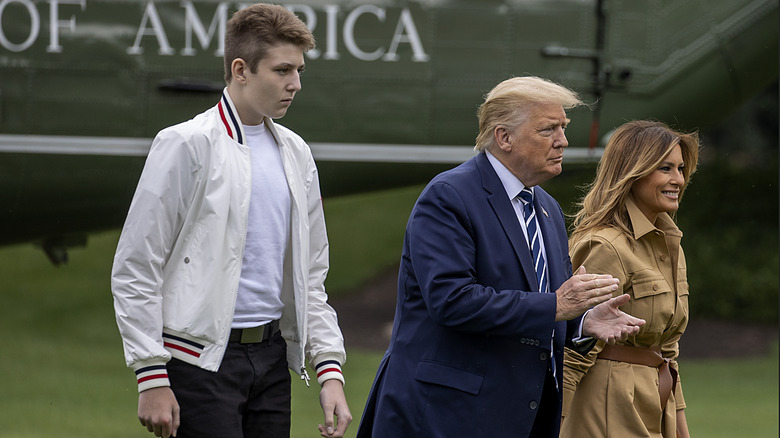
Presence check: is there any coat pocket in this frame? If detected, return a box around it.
[631,272,672,299]
[629,271,674,333]
[415,361,484,395]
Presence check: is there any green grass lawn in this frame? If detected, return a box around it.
[0,185,777,437]
[683,345,779,437]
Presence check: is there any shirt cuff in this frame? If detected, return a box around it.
[571,309,595,347]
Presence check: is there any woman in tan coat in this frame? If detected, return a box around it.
[560,120,700,438]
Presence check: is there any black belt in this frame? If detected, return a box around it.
[229,320,280,344]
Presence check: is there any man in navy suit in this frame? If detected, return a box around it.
[356,77,645,438]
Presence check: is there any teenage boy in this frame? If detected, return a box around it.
[111,4,351,437]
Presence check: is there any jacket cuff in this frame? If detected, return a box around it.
[313,354,345,386]
[132,360,170,393]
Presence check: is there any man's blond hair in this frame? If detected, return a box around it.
[475,76,583,152]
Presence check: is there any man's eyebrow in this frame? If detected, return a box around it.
[538,118,569,126]
[272,61,304,69]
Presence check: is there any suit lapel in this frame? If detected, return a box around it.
[476,154,539,290]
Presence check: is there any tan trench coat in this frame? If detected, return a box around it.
[561,197,689,438]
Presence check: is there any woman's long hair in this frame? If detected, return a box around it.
[569,120,700,246]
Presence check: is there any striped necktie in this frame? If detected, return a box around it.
[518,188,547,293]
[519,187,557,387]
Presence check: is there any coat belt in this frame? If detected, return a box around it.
[598,344,678,410]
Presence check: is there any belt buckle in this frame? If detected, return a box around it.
[240,325,265,344]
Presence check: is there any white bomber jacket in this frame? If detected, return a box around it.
[111,89,345,392]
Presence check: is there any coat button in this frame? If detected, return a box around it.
[652,284,659,291]
[184,257,190,264]
[529,401,538,410]
[539,352,548,361]
[660,254,667,261]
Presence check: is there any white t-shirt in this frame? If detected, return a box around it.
[232,122,290,328]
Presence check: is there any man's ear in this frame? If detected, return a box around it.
[494,125,513,152]
[231,58,248,84]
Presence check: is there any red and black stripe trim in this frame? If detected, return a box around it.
[162,332,204,359]
[218,91,244,145]
[315,359,343,385]
[135,365,167,383]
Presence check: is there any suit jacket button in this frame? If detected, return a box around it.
[184,257,190,264]
[535,340,540,346]
[539,352,548,361]
[529,401,538,410]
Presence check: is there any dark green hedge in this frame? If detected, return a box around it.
[677,158,778,324]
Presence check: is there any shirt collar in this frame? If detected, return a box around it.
[486,150,529,200]
[625,196,682,240]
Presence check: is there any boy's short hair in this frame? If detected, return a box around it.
[224,4,316,83]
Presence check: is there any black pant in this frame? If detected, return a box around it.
[168,331,291,438]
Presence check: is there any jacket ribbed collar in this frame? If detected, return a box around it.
[216,88,247,146]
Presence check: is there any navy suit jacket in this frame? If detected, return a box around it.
[357,153,588,438]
